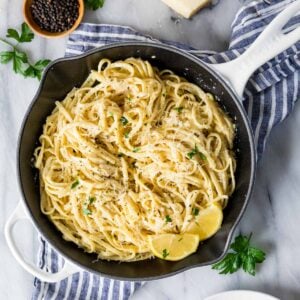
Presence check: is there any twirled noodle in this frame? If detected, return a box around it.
[34,58,236,261]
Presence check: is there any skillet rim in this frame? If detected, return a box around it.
[16,41,256,281]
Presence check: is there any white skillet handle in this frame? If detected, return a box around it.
[212,0,300,99]
[4,202,80,283]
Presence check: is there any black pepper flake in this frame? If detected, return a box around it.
[30,0,79,33]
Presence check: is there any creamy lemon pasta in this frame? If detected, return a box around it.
[34,58,236,262]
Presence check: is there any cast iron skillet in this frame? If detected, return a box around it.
[18,43,256,281]
[5,1,300,282]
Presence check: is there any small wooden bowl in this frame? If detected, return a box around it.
[23,0,84,38]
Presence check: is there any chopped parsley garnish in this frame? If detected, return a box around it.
[108,112,114,117]
[133,147,140,153]
[212,233,266,276]
[120,116,128,126]
[83,196,95,215]
[71,179,80,189]
[165,215,172,223]
[162,248,169,259]
[174,106,184,113]
[192,207,199,216]
[88,196,96,204]
[187,144,206,160]
[83,208,92,215]
[187,146,198,159]
[124,131,130,138]
[199,152,207,160]
[178,237,183,242]
[118,153,124,157]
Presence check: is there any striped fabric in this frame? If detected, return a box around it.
[32,0,300,299]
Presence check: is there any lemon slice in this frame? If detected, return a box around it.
[148,233,200,261]
[186,204,223,241]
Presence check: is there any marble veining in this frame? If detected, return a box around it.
[1,0,300,299]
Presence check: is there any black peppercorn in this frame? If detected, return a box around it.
[30,0,79,33]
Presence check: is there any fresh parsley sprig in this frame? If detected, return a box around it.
[84,0,105,10]
[0,23,50,80]
[212,233,266,276]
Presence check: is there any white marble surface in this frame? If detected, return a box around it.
[0,0,300,299]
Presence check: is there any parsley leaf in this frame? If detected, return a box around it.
[162,249,169,259]
[230,234,250,252]
[24,59,51,80]
[187,151,196,159]
[187,145,198,159]
[118,153,124,157]
[6,29,20,42]
[247,247,266,263]
[133,147,140,153]
[0,51,14,64]
[199,152,207,160]
[165,215,172,223]
[84,0,105,10]
[83,196,95,215]
[6,23,34,43]
[242,255,256,276]
[120,116,129,126]
[88,196,96,204]
[20,23,35,42]
[187,144,206,160]
[71,179,80,189]
[192,207,199,216]
[83,208,92,215]
[212,233,266,276]
[124,132,130,138]
[12,49,28,74]
[174,106,184,113]
[214,253,242,274]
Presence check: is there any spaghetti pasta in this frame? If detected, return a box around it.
[34,58,236,261]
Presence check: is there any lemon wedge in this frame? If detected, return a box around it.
[148,233,200,261]
[186,204,223,241]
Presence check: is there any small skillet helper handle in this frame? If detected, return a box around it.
[211,0,300,99]
[4,202,80,282]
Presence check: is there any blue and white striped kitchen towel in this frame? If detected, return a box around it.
[32,0,300,299]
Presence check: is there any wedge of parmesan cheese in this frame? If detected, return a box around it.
[161,0,211,18]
